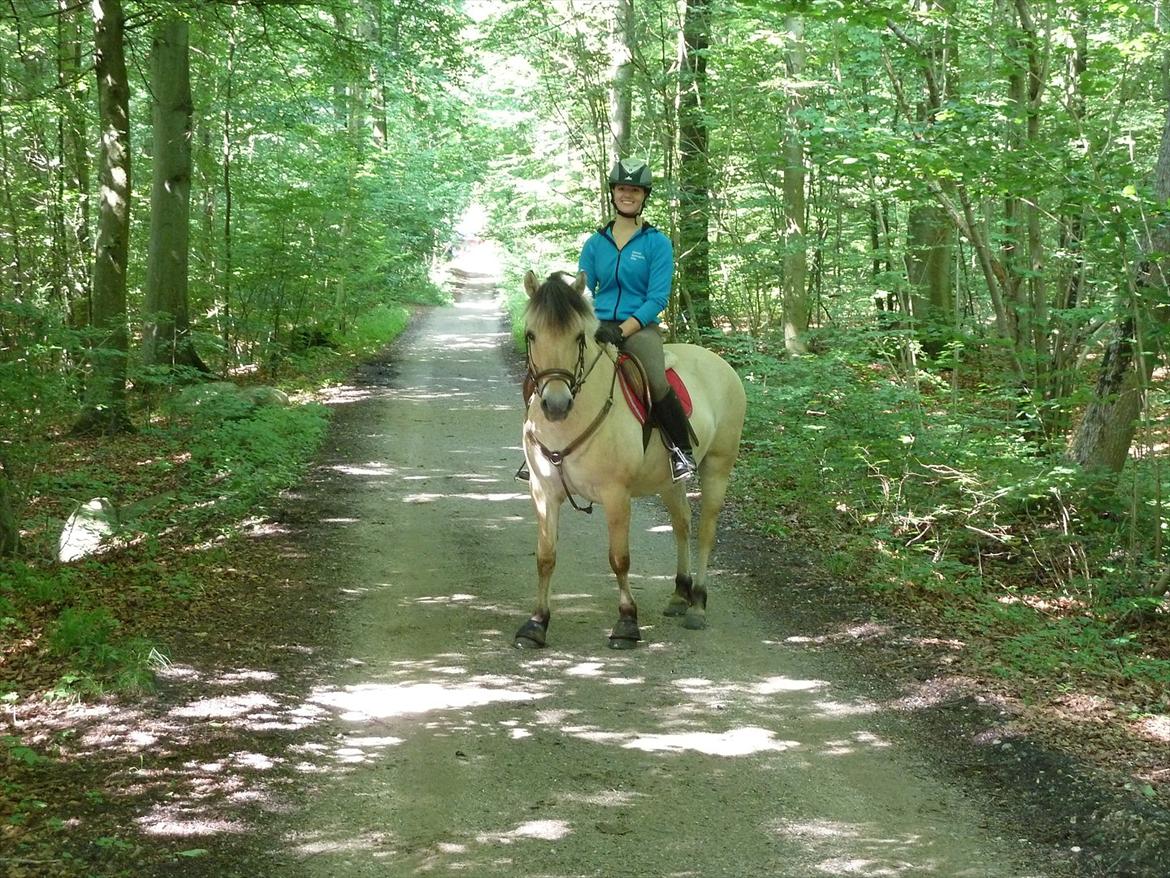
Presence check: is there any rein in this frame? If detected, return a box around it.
[524,340,620,514]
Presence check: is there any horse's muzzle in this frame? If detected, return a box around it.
[540,390,573,421]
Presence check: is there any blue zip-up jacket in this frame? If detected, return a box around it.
[578,222,674,328]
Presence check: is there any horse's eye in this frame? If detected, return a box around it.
[525,331,535,342]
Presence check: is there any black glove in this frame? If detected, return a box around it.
[595,324,625,347]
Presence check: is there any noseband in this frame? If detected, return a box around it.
[526,333,598,398]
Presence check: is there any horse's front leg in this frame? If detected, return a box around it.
[515,485,562,648]
[659,482,693,618]
[604,494,640,649]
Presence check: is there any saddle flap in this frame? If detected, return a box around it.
[617,353,693,425]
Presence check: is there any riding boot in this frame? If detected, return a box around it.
[653,389,697,481]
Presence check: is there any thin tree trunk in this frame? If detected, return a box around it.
[371,2,387,148]
[0,457,18,558]
[781,14,810,353]
[143,17,208,374]
[608,0,634,159]
[1047,17,1089,435]
[221,36,236,366]
[73,0,133,436]
[0,55,27,305]
[678,0,711,331]
[60,0,91,329]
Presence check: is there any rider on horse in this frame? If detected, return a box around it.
[518,159,696,483]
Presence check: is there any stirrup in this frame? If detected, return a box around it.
[669,447,696,482]
[515,460,531,482]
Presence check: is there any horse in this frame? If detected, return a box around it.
[514,269,747,650]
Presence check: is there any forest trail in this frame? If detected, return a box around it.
[215,247,1062,878]
[24,245,1083,877]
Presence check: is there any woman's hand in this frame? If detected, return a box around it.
[595,324,625,347]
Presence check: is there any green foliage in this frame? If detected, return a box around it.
[48,606,120,666]
[186,403,329,522]
[736,333,1170,700]
[4,735,49,768]
[43,605,160,696]
[343,304,412,354]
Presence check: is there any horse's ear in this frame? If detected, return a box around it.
[523,270,540,298]
[572,271,586,294]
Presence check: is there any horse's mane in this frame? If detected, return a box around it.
[526,272,595,333]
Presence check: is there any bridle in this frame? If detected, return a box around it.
[525,332,593,398]
[523,331,619,513]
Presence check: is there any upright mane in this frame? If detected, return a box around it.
[525,272,595,334]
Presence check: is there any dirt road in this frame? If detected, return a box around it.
[244,265,1066,878]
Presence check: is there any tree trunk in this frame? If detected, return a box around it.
[73,0,133,436]
[1046,16,1089,435]
[1069,100,1170,472]
[0,55,27,305]
[58,0,92,329]
[608,0,634,159]
[904,1,955,358]
[143,17,208,374]
[221,37,236,366]
[781,15,810,354]
[0,457,17,558]
[371,2,388,148]
[677,0,712,331]
[905,201,954,357]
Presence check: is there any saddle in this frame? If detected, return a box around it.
[615,353,693,425]
[522,352,694,451]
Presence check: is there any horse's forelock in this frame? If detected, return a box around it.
[526,272,594,334]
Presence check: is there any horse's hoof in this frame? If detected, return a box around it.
[683,608,707,630]
[608,616,641,649]
[513,620,547,648]
[663,595,690,617]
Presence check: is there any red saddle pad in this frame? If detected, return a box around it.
[618,362,693,425]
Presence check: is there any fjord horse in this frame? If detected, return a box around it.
[515,270,746,649]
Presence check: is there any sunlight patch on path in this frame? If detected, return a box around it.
[562,723,800,757]
[309,681,546,721]
[475,819,571,844]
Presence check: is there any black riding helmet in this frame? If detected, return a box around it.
[608,159,652,217]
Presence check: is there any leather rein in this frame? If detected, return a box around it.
[524,336,619,514]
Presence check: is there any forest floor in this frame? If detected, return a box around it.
[2,266,1169,876]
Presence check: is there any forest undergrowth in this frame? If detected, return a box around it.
[719,328,1170,803]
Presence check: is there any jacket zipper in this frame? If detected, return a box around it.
[604,225,641,323]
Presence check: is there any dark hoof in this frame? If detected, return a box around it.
[683,607,707,630]
[514,619,547,648]
[607,616,641,649]
[663,595,690,617]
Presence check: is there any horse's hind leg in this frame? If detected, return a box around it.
[686,463,733,630]
[515,493,561,648]
[659,483,693,617]
[604,496,640,649]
